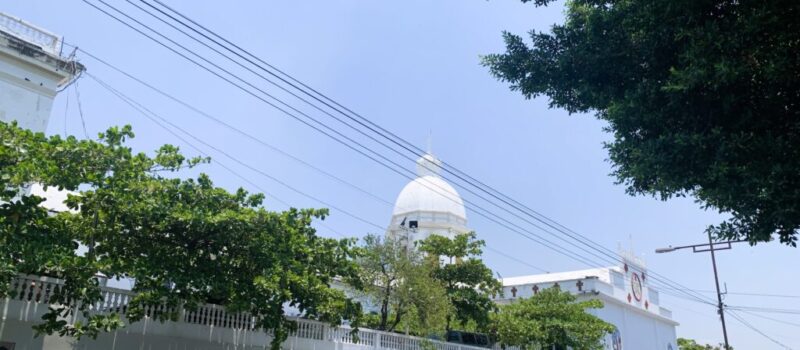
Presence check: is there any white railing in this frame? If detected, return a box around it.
[5,275,493,350]
[0,12,62,56]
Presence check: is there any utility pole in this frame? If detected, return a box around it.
[707,231,730,349]
[656,236,747,350]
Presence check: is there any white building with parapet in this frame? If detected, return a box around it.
[493,253,679,350]
[0,12,83,133]
[386,152,678,350]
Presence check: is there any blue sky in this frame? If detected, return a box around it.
[6,1,799,348]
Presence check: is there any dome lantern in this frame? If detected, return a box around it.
[416,154,442,178]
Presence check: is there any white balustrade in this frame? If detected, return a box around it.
[5,275,493,350]
[0,12,62,56]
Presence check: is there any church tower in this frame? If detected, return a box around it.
[387,153,469,246]
[0,12,83,132]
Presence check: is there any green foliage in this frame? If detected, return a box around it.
[0,121,361,350]
[356,234,451,336]
[678,338,732,350]
[418,232,502,332]
[493,287,614,350]
[483,0,800,245]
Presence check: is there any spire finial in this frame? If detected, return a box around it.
[427,130,432,155]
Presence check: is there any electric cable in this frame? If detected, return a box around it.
[80,0,717,307]
[129,0,720,306]
[87,70,554,275]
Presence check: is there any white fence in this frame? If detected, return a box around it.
[3,274,494,350]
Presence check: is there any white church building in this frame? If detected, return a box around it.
[384,152,679,350]
[0,12,677,350]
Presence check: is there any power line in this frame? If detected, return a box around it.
[137,0,637,266]
[483,246,548,274]
[81,0,715,307]
[728,305,800,315]
[74,79,90,139]
[728,310,794,350]
[724,292,800,299]
[131,0,628,270]
[131,0,719,307]
[72,37,600,281]
[86,69,551,274]
[87,72,373,236]
[67,45,395,211]
[78,1,792,348]
[85,0,618,275]
[734,309,800,328]
[89,69,550,267]
[658,286,800,299]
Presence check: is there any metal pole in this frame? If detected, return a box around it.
[708,231,730,349]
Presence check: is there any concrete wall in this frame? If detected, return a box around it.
[591,296,678,350]
[0,282,487,350]
[2,317,276,350]
[0,46,68,133]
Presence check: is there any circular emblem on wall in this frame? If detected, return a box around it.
[631,272,643,301]
[612,329,622,350]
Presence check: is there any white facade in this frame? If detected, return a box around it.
[387,153,469,245]
[494,255,678,350]
[0,12,82,133]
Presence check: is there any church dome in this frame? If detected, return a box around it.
[392,154,467,220]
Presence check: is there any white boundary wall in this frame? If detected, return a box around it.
[1,275,492,350]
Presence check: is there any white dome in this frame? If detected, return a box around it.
[392,175,467,219]
[392,154,467,220]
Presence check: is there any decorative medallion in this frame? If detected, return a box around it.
[631,272,643,302]
[611,328,622,350]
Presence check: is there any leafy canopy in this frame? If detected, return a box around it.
[678,338,733,350]
[493,287,614,350]
[0,121,360,349]
[483,0,800,245]
[356,234,451,336]
[418,232,502,332]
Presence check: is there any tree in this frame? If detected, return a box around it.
[678,338,733,350]
[356,234,451,336]
[418,232,502,332]
[483,0,800,245]
[0,121,361,349]
[493,287,614,350]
